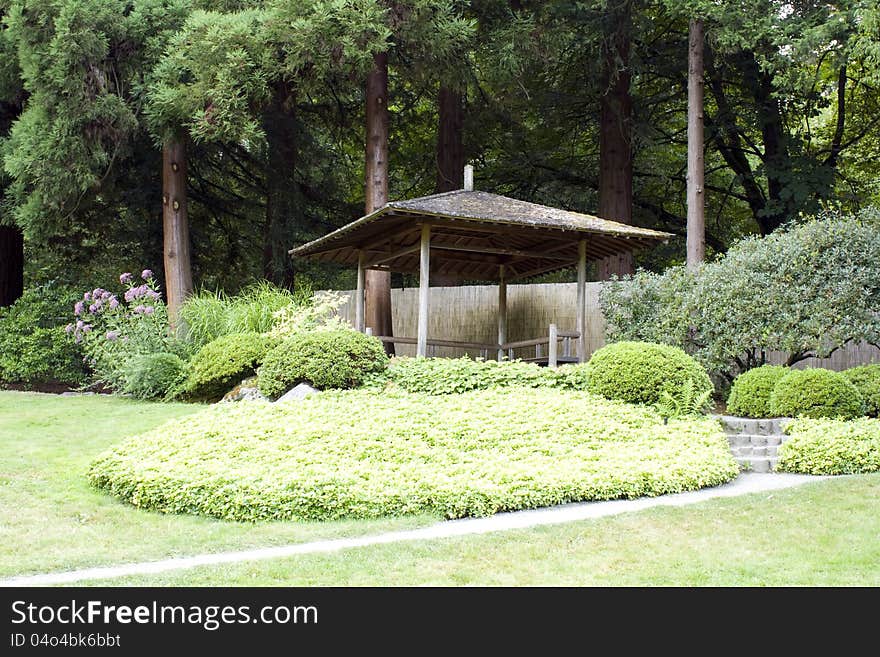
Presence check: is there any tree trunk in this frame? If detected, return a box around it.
[0,225,24,307]
[364,52,394,352]
[263,82,299,288]
[686,18,706,268]
[433,85,465,285]
[162,139,193,326]
[436,86,464,193]
[597,0,634,280]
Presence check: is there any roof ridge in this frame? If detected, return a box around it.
[388,188,468,206]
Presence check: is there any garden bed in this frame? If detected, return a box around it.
[88,388,739,521]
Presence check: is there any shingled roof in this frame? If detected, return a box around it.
[290,190,671,281]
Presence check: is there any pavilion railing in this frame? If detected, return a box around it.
[372,324,581,367]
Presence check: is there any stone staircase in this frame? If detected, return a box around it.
[717,416,790,473]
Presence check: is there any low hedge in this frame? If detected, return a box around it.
[843,365,880,418]
[586,341,713,406]
[88,388,739,522]
[258,329,387,397]
[726,365,788,418]
[769,368,864,420]
[777,417,880,475]
[180,332,277,402]
[383,357,589,394]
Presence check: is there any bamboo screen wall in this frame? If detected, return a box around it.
[331,282,880,368]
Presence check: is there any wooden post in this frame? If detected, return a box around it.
[416,224,431,357]
[464,164,474,191]
[548,324,558,368]
[162,139,193,329]
[355,251,365,332]
[497,265,507,361]
[576,239,587,363]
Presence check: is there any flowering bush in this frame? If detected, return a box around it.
[68,270,183,389]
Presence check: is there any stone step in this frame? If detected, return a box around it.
[717,416,789,436]
[726,433,784,447]
[735,456,779,473]
[731,445,777,458]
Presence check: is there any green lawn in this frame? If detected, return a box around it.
[91,474,880,586]
[3,391,878,586]
[0,392,437,578]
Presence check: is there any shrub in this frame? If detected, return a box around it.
[121,353,187,400]
[843,365,880,418]
[181,332,277,402]
[88,388,739,522]
[769,369,864,419]
[382,357,589,394]
[70,270,185,390]
[586,341,713,406]
[258,329,387,397]
[726,365,789,418]
[0,283,87,386]
[777,418,880,475]
[600,209,880,380]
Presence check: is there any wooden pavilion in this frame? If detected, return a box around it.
[290,174,671,365]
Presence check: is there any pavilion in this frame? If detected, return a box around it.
[290,171,671,365]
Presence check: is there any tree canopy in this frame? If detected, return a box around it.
[1,0,878,295]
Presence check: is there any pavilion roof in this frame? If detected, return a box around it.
[290,190,672,281]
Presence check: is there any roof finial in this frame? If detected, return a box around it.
[463,164,474,191]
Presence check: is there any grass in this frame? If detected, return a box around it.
[4,391,877,586]
[0,392,437,578]
[88,474,880,586]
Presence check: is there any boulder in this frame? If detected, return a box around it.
[275,382,319,403]
[221,377,269,403]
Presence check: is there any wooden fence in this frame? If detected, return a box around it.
[331,282,880,370]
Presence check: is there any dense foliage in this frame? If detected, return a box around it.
[88,388,739,521]
[778,418,880,475]
[601,211,880,379]
[178,283,308,350]
[70,270,183,390]
[121,352,186,400]
[586,341,713,406]
[843,365,880,418]
[726,365,789,418]
[180,331,277,402]
[769,369,865,420]
[0,284,86,386]
[258,329,387,397]
[382,357,589,394]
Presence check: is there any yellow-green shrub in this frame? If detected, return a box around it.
[726,365,788,418]
[88,388,738,522]
[778,417,880,475]
[769,368,864,419]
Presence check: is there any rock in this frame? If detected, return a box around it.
[221,377,269,403]
[275,382,319,403]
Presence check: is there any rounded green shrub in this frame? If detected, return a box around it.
[181,332,277,402]
[726,365,788,418]
[778,417,880,475]
[769,368,864,419]
[258,329,387,397]
[122,353,186,400]
[843,364,880,418]
[88,388,739,522]
[586,341,713,406]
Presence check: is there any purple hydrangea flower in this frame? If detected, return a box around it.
[144,306,155,315]
[83,292,91,301]
[76,320,84,329]
[82,324,92,333]
[141,269,153,280]
[133,305,146,314]
[120,272,133,285]
[65,324,74,334]
[88,304,96,313]
[109,298,120,309]
[106,330,119,341]
[74,301,84,316]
